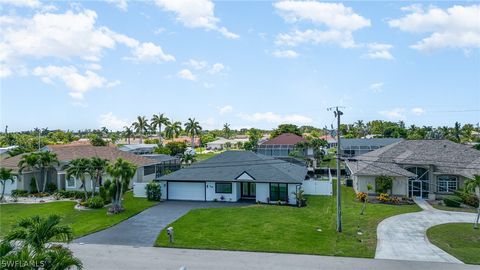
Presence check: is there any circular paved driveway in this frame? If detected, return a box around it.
[375,199,477,263]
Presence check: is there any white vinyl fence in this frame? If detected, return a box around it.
[302,169,333,196]
[133,182,148,198]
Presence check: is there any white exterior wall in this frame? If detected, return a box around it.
[255,183,269,203]
[206,181,239,202]
[133,182,148,198]
[160,181,167,200]
[288,184,299,205]
[302,180,333,196]
[355,175,408,196]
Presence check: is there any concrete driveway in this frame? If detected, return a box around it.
[74,201,246,247]
[375,199,477,263]
[69,243,478,270]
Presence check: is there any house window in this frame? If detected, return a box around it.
[215,183,232,194]
[438,175,457,193]
[66,177,76,188]
[270,183,287,202]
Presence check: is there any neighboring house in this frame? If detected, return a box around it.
[140,154,181,177]
[0,144,164,194]
[319,135,337,148]
[256,133,310,157]
[119,144,157,155]
[340,138,403,157]
[162,136,201,147]
[206,137,249,150]
[139,151,313,205]
[345,140,480,199]
[0,145,17,158]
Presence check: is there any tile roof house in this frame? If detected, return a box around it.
[345,140,480,199]
[256,133,308,157]
[319,135,337,148]
[0,144,166,194]
[150,151,313,205]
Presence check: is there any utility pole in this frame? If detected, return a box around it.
[4,125,7,134]
[328,106,344,232]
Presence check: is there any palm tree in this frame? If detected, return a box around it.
[465,175,480,229]
[165,121,182,141]
[184,118,202,149]
[107,158,137,213]
[0,168,15,202]
[88,157,109,197]
[151,113,170,145]
[66,158,91,201]
[2,215,82,269]
[354,120,365,138]
[223,123,231,139]
[453,122,462,142]
[18,152,41,192]
[37,151,60,193]
[132,116,149,144]
[182,153,197,166]
[123,125,134,144]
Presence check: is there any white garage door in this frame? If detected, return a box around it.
[168,182,205,201]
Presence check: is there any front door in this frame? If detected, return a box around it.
[241,182,256,198]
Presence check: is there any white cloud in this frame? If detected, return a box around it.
[128,42,175,63]
[177,69,196,81]
[155,0,239,39]
[364,43,394,60]
[185,59,226,75]
[99,112,129,131]
[219,105,233,115]
[411,107,426,115]
[0,0,41,8]
[0,9,175,77]
[238,112,313,124]
[272,49,299,58]
[84,63,102,70]
[186,59,208,70]
[379,108,406,120]
[389,5,480,51]
[106,0,128,11]
[369,82,384,93]
[274,1,370,48]
[32,65,119,99]
[208,63,225,74]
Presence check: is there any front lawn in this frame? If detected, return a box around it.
[427,223,480,264]
[155,186,421,258]
[0,192,156,238]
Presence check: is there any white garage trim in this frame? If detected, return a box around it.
[167,181,206,201]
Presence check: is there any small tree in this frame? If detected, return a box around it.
[107,158,137,214]
[0,168,15,202]
[375,175,393,194]
[360,184,373,215]
[146,182,162,201]
[66,158,91,201]
[465,175,480,229]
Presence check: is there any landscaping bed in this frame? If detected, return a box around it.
[427,223,480,265]
[155,186,421,258]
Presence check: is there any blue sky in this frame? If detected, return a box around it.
[1,0,479,132]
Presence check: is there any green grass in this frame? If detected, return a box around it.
[155,186,421,258]
[0,192,156,238]
[430,203,477,213]
[427,223,480,264]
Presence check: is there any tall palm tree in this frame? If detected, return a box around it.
[453,122,462,142]
[132,116,149,144]
[66,158,91,201]
[0,168,15,202]
[354,120,365,138]
[107,158,137,213]
[465,175,480,229]
[88,157,109,197]
[165,121,182,141]
[37,151,60,193]
[18,152,41,192]
[123,125,134,144]
[151,113,170,145]
[184,118,202,149]
[223,123,231,139]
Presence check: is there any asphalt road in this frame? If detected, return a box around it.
[69,244,479,270]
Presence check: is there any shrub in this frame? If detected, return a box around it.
[87,196,105,209]
[11,189,29,197]
[46,182,57,193]
[455,191,479,208]
[391,196,400,205]
[145,182,162,201]
[443,195,462,207]
[375,175,393,194]
[376,193,390,203]
[356,192,367,202]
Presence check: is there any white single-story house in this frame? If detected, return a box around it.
[345,140,480,199]
[0,144,167,194]
[206,137,249,150]
[118,144,158,155]
[134,150,332,205]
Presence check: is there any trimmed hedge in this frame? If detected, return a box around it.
[87,196,105,209]
[443,195,462,207]
[11,189,29,197]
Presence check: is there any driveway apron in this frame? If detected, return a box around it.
[375,198,477,263]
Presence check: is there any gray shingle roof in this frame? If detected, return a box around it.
[158,151,307,183]
[346,140,480,179]
[340,138,403,149]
